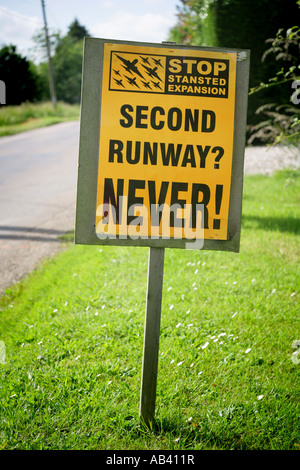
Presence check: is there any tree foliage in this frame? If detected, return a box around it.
[66,19,90,43]
[0,45,41,105]
[53,39,84,104]
[34,18,90,104]
[248,23,300,145]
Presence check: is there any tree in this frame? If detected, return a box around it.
[52,19,89,103]
[0,45,40,105]
[67,18,90,42]
[53,39,84,103]
[33,18,90,104]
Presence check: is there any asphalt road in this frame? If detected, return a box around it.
[0,121,80,293]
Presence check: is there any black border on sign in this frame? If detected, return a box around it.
[108,50,230,98]
[75,38,250,253]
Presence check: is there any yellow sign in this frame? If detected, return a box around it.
[96,43,237,242]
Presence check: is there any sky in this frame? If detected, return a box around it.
[0,0,180,62]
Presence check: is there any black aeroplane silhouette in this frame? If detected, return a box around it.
[116,55,143,78]
[141,64,161,81]
[141,80,152,89]
[113,77,124,87]
[152,58,163,67]
[140,56,151,65]
[151,80,162,90]
[113,69,121,76]
[125,75,140,87]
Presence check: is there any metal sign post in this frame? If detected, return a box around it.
[139,246,165,428]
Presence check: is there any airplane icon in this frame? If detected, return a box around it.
[141,64,161,81]
[141,80,152,90]
[152,58,163,67]
[140,56,151,65]
[113,77,124,87]
[115,54,144,78]
[113,69,121,76]
[125,75,140,87]
[151,80,162,90]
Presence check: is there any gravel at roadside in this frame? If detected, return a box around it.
[244,145,299,175]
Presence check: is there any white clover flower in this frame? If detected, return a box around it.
[292,351,300,364]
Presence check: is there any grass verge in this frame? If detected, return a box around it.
[0,169,299,450]
[0,101,80,136]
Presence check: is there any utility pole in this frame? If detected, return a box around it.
[41,0,56,108]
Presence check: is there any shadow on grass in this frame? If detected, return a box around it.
[149,416,249,450]
[242,215,300,234]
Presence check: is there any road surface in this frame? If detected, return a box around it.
[0,121,80,293]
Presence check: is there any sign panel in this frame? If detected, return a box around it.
[76,39,250,251]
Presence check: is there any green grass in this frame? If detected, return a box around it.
[0,169,299,450]
[0,101,80,136]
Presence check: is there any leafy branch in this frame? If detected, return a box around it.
[248,20,300,146]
